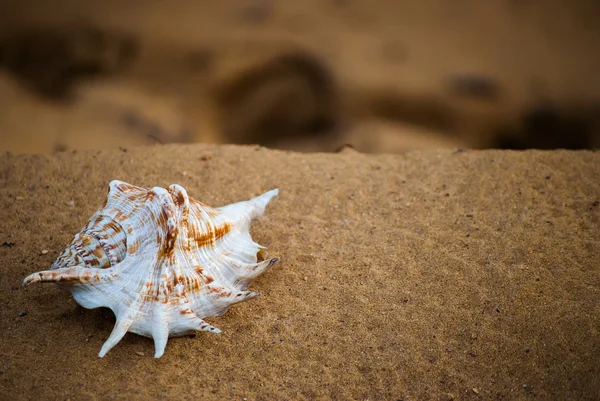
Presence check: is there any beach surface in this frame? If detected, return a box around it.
[1,144,599,400]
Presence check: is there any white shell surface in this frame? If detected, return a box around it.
[24,180,279,358]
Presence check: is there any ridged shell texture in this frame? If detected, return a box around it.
[24,180,279,358]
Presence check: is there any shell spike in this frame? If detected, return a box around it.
[149,303,171,358]
[249,189,279,219]
[207,289,261,316]
[191,317,221,334]
[99,316,133,358]
[152,324,169,359]
[236,258,280,287]
[227,290,261,305]
[23,266,100,287]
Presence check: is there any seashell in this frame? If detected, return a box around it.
[23,180,279,358]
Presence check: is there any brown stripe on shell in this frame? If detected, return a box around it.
[173,190,187,208]
[88,258,101,267]
[78,234,93,249]
[206,285,232,297]
[115,181,145,195]
[154,198,179,260]
[128,239,140,255]
[203,207,220,218]
[104,220,121,234]
[189,198,221,219]
[140,279,159,302]
[191,222,232,248]
[105,240,123,252]
[181,274,203,292]
[164,223,178,257]
[91,244,105,259]
[112,209,127,223]
[127,193,142,202]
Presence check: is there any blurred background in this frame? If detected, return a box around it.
[1,0,599,155]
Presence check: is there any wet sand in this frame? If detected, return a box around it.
[1,144,599,399]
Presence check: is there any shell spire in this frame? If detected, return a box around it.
[23,180,280,358]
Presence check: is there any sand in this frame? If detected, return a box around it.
[2,0,600,155]
[1,144,599,400]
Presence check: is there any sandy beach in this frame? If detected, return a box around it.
[1,144,598,399]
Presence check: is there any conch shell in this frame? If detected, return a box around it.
[23,180,279,358]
